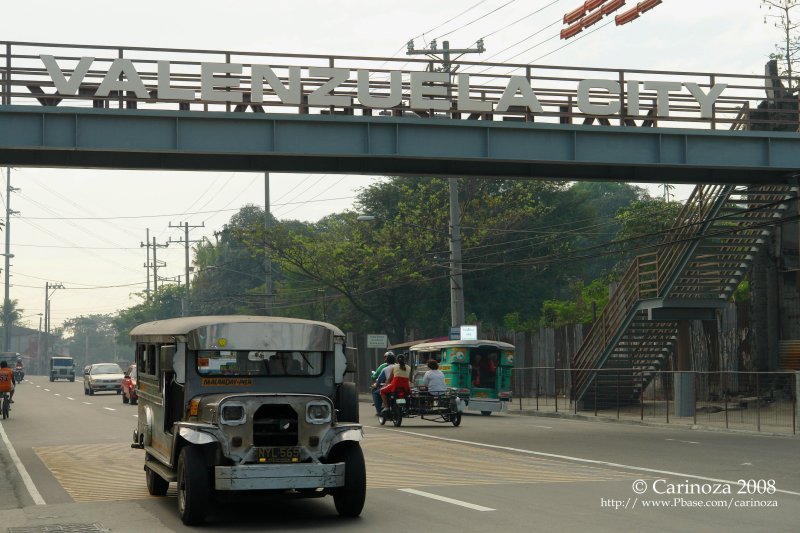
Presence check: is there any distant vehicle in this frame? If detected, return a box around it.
[50,356,75,382]
[409,339,515,415]
[129,315,364,526]
[122,364,138,405]
[83,363,124,395]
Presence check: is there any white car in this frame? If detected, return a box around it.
[83,363,124,395]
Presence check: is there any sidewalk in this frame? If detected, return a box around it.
[358,393,798,437]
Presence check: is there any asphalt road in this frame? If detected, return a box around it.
[0,375,797,532]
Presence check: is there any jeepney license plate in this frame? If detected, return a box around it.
[257,447,301,463]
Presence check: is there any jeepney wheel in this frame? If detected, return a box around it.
[329,442,366,518]
[481,411,492,416]
[177,446,210,525]
[451,412,462,426]
[145,465,169,496]
[391,403,403,427]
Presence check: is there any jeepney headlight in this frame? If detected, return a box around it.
[306,402,331,424]
[220,402,247,426]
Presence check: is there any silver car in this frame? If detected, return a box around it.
[83,363,124,395]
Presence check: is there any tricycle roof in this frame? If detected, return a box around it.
[409,339,515,352]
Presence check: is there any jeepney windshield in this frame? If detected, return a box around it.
[52,359,73,367]
[196,350,323,377]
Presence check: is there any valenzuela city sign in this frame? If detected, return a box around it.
[38,55,727,119]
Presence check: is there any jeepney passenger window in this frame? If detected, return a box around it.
[146,344,157,375]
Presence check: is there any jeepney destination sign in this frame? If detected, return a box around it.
[40,55,727,118]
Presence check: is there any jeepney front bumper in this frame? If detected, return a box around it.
[215,461,344,490]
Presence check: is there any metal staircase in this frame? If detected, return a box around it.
[572,183,798,406]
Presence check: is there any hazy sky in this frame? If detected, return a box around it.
[0,0,783,330]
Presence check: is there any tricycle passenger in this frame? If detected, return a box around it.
[422,359,447,396]
[380,354,411,415]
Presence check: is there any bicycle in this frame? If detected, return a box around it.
[1,391,10,419]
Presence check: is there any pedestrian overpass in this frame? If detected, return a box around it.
[1,42,799,403]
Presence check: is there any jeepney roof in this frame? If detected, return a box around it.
[409,339,515,352]
[129,315,344,344]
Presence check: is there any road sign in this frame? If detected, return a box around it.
[366,334,388,349]
[449,327,460,340]
[460,325,478,341]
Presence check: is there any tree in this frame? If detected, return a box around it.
[62,314,119,367]
[191,204,272,316]
[762,0,800,90]
[112,285,184,347]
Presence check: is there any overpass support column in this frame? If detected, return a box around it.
[674,320,695,417]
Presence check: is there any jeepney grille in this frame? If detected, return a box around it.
[253,404,298,446]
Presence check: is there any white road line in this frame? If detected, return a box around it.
[104,407,116,411]
[66,397,74,401]
[132,414,138,418]
[399,488,494,511]
[376,427,800,497]
[0,421,46,505]
[666,438,699,445]
[82,402,92,405]
[534,425,553,429]
[43,389,50,392]
[54,394,60,397]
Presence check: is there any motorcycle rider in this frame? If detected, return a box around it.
[0,360,15,403]
[371,353,395,414]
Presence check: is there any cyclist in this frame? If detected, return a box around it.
[0,360,15,403]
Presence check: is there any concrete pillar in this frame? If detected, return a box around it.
[674,320,695,417]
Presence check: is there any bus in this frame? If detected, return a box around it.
[409,339,514,415]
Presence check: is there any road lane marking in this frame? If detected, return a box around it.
[534,425,552,429]
[43,389,50,392]
[82,402,92,405]
[666,438,699,445]
[0,421,46,505]
[66,397,74,401]
[104,407,116,411]
[373,427,800,497]
[54,394,61,396]
[399,488,494,511]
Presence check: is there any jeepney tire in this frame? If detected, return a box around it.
[391,403,402,427]
[481,411,492,416]
[337,382,359,424]
[145,466,169,496]
[330,442,366,518]
[177,446,210,526]
[451,413,462,426]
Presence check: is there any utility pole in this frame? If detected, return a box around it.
[169,221,204,316]
[3,167,19,351]
[406,39,484,329]
[140,228,151,301]
[150,237,169,299]
[43,282,64,358]
[264,172,273,316]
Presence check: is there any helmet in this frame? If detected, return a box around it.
[383,351,395,358]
